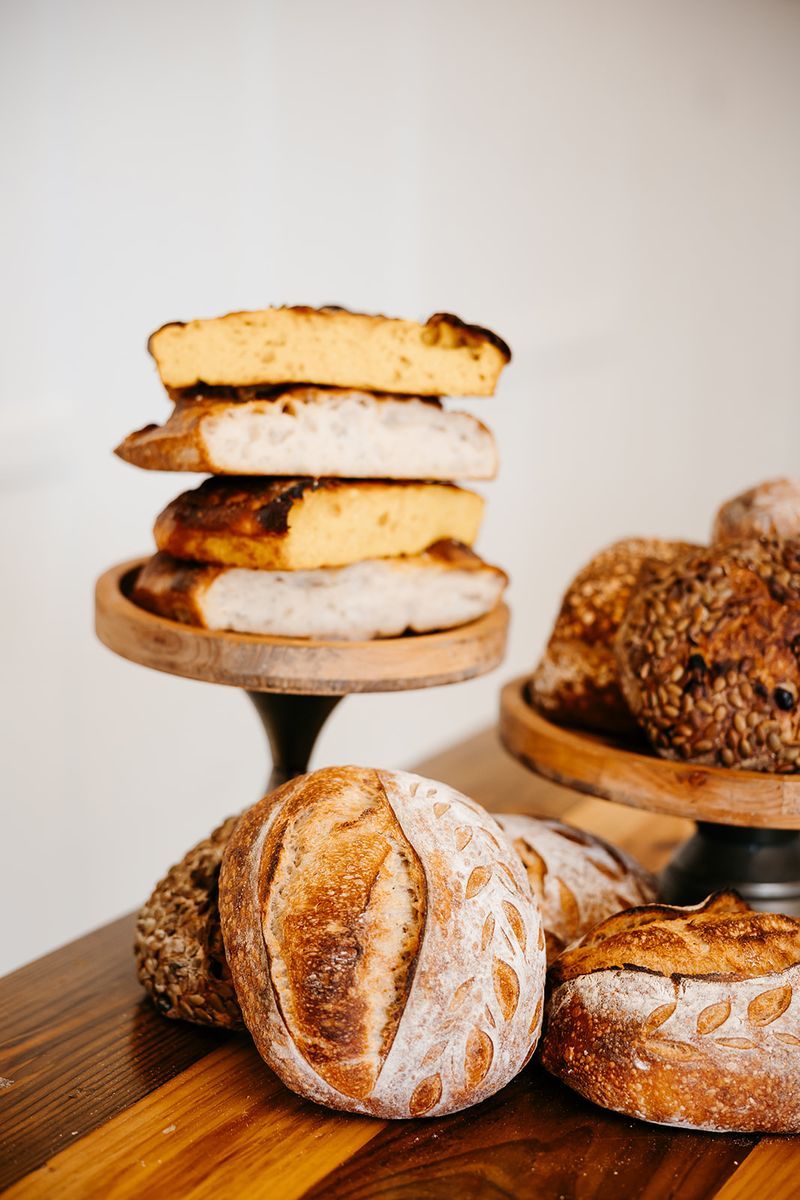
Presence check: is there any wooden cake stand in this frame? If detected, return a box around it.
[500,674,800,914]
[95,558,509,790]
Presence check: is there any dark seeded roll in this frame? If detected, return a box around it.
[134,815,244,1029]
[616,539,800,772]
[530,538,697,736]
[713,478,800,545]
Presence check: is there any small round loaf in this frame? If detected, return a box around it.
[713,478,800,544]
[530,538,697,736]
[494,814,656,961]
[219,765,546,1118]
[134,815,244,1029]
[542,892,800,1132]
[617,539,800,771]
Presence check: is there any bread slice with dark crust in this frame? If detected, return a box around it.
[148,306,511,397]
[153,477,484,571]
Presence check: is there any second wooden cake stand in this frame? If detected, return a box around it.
[96,558,509,790]
[500,674,800,914]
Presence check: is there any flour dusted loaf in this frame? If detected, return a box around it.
[542,892,800,1132]
[530,538,697,735]
[219,766,546,1118]
[493,814,656,962]
[153,476,484,571]
[713,478,800,544]
[132,542,507,640]
[134,815,244,1030]
[115,390,497,481]
[148,306,511,398]
[617,539,800,771]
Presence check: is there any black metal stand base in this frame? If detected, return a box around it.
[247,692,343,791]
[660,822,800,915]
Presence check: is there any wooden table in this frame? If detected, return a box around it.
[1,729,796,1199]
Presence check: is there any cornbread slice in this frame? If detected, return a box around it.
[132,543,507,640]
[154,477,485,570]
[148,306,510,398]
[115,389,497,480]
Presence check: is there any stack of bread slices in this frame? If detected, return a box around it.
[117,306,511,640]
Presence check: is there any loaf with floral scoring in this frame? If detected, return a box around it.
[542,892,800,1132]
[219,766,546,1118]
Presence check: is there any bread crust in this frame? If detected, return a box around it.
[616,539,800,771]
[148,306,511,397]
[713,478,800,544]
[493,814,656,962]
[542,894,800,1132]
[530,539,697,736]
[218,766,546,1118]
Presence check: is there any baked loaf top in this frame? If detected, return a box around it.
[134,814,243,1030]
[148,306,511,397]
[543,893,800,1132]
[153,477,484,571]
[494,814,656,961]
[530,538,697,736]
[713,478,800,544]
[114,389,497,481]
[218,766,546,1118]
[617,538,800,771]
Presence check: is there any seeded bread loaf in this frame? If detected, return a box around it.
[493,814,656,961]
[617,539,800,771]
[116,390,498,481]
[134,815,244,1029]
[542,892,800,1132]
[530,538,697,736]
[218,766,546,1118]
[148,307,511,398]
[713,478,800,544]
[132,542,507,640]
[153,477,484,572]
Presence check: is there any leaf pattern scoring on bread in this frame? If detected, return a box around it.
[748,986,792,1026]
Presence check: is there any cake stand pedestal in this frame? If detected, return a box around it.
[499,675,800,915]
[95,559,509,791]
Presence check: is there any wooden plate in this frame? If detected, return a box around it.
[499,674,800,830]
[95,558,509,696]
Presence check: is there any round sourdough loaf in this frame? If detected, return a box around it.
[713,478,800,544]
[542,892,800,1132]
[218,766,546,1118]
[493,814,656,962]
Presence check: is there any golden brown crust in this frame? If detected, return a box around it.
[530,539,698,736]
[713,478,800,544]
[617,539,800,771]
[131,552,222,626]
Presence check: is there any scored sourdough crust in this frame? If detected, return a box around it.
[134,815,244,1029]
[493,814,656,962]
[617,539,800,771]
[148,306,511,397]
[530,538,697,736]
[115,390,498,481]
[132,542,507,640]
[713,477,800,544]
[153,477,484,571]
[218,766,546,1118]
[542,892,800,1132]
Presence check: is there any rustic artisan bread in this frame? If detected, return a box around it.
[219,766,546,1118]
[153,477,484,571]
[530,538,697,736]
[493,814,656,961]
[148,306,510,398]
[134,815,244,1029]
[713,478,800,544]
[542,892,800,1132]
[132,542,507,640]
[617,539,800,771]
[115,390,498,481]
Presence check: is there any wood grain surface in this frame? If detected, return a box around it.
[500,675,800,829]
[1,728,797,1199]
[95,560,509,695]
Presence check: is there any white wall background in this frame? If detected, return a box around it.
[2,0,799,974]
